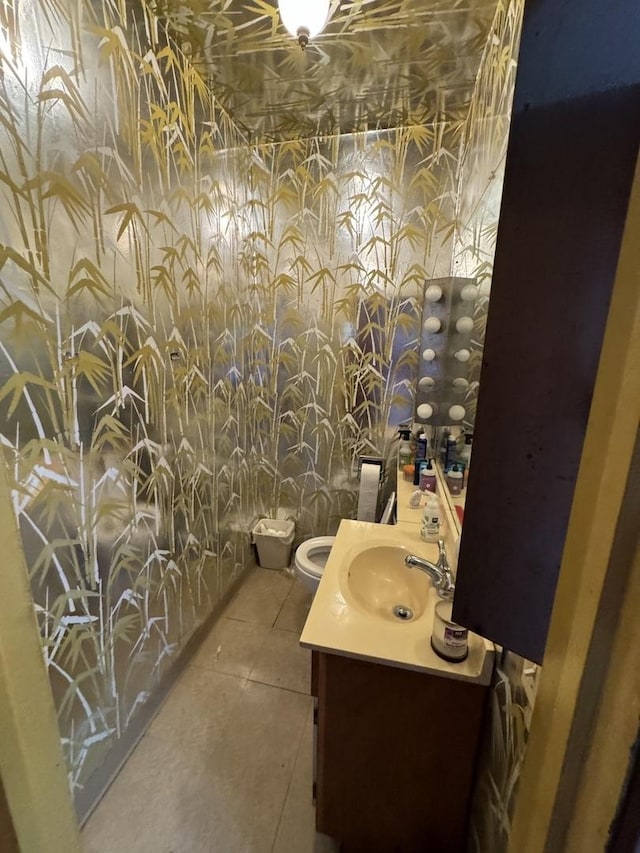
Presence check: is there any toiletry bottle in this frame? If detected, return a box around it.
[414,457,428,487]
[447,464,464,496]
[458,433,473,470]
[444,435,457,472]
[398,428,412,467]
[420,458,437,493]
[439,428,451,466]
[421,494,441,542]
[416,430,428,462]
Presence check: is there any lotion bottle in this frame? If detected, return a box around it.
[421,494,441,542]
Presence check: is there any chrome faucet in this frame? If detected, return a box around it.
[405,540,455,600]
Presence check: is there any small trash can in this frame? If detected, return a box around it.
[251,519,295,569]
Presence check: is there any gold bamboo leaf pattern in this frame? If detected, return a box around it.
[0,0,527,839]
[155,0,500,142]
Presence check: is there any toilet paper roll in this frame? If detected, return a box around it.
[357,462,380,522]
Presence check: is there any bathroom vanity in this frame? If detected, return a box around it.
[312,650,487,852]
[300,518,494,852]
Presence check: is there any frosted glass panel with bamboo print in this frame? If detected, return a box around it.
[0,0,251,800]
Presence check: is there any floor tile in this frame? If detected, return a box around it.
[83,730,218,853]
[147,664,244,748]
[274,581,313,634]
[224,568,294,627]
[191,616,270,679]
[83,568,322,853]
[84,683,310,853]
[272,707,340,853]
[205,681,312,853]
[249,627,311,695]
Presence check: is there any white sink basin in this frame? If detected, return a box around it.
[344,544,431,622]
[300,520,494,684]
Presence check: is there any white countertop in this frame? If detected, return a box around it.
[300,516,494,686]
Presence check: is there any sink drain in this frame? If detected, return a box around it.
[393,604,414,621]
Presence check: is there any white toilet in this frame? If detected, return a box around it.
[294,536,336,594]
[294,491,396,594]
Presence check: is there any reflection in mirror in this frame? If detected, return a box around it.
[433,426,471,535]
[403,425,471,537]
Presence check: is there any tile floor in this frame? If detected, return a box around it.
[83,569,339,853]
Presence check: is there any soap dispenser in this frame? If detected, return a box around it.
[421,494,441,542]
[446,464,464,496]
[420,458,437,493]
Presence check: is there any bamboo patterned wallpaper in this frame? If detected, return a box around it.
[156,0,500,142]
[0,0,251,801]
[244,124,462,533]
[0,0,526,829]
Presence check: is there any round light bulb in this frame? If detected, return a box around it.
[425,284,443,302]
[455,316,474,334]
[460,284,478,302]
[278,0,330,41]
[449,405,466,422]
[454,349,471,362]
[419,376,435,389]
[423,316,441,333]
[417,403,434,420]
[452,377,469,391]
[422,348,437,362]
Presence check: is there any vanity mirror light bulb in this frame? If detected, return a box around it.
[423,316,441,333]
[448,405,466,422]
[452,377,469,391]
[425,285,443,302]
[455,316,474,334]
[453,348,471,362]
[422,348,437,362]
[460,284,478,302]
[418,376,435,388]
[417,403,434,420]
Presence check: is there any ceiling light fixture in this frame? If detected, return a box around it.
[278,0,330,50]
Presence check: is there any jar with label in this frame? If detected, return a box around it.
[431,600,468,662]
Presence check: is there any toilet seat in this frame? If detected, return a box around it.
[295,536,335,577]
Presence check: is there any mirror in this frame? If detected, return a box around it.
[415,276,484,432]
[411,274,481,536]
[430,425,471,536]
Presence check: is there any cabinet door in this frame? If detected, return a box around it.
[452,17,640,663]
[315,652,487,852]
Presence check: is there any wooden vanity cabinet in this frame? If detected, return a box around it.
[313,651,488,853]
